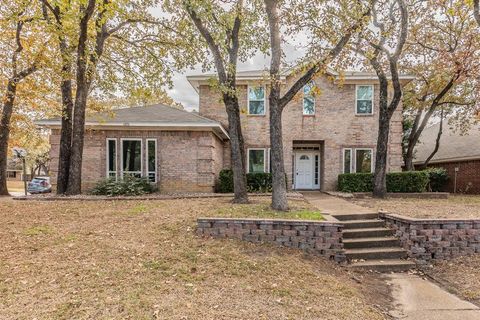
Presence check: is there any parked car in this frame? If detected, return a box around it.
[27,177,52,194]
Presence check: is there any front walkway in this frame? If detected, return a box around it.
[302,191,375,216]
[387,273,480,320]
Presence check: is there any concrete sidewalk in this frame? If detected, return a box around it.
[387,273,480,320]
[302,191,374,215]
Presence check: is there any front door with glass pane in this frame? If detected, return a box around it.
[295,153,314,189]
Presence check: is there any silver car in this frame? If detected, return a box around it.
[27,177,52,194]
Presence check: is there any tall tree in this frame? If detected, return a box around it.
[474,0,480,26]
[41,0,186,194]
[165,0,268,203]
[354,0,408,198]
[403,0,480,170]
[263,0,370,210]
[0,3,45,195]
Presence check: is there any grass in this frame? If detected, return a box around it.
[0,196,384,319]
[349,195,480,219]
[214,200,324,220]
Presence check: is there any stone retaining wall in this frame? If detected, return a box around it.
[197,217,345,262]
[381,213,480,264]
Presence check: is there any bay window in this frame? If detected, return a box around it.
[121,139,142,178]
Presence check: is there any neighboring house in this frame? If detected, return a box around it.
[37,69,413,193]
[7,158,25,181]
[414,121,480,194]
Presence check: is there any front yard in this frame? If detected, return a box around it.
[0,197,385,319]
[349,195,480,219]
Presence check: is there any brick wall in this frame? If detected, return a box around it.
[196,217,346,262]
[48,129,224,193]
[198,74,403,190]
[429,160,480,194]
[382,213,480,264]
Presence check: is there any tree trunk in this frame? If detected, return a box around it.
[373,111,390,198]
[56,77,74,194]
[224,96,249,203]
[0,80,17,196]
[65,86,88,195]
[419,110,444,170]
[269,98,288,211]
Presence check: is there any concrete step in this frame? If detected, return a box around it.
[345,247,407,260]
[343,227,394,239]
[343,236,400,249]
[348,259,416,273]
[342,219,385,229]
[333,212,379,221]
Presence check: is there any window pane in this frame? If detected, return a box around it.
[148,140,156,172]
[108,140,116,172]
[249,86,265,100]
[355,150,372,173]
[303,81,314,95]
[314,155,319,185]
[357,85,372,100]
[357,100,372,114]
[303,97,315,115]
[249,100,265,115]
[249,150,265,173]
[122,140,141,172]
[344,149,351,173]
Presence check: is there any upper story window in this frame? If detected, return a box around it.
[303,81,315,115]
[356,85,373,115]
[248,86,265,115]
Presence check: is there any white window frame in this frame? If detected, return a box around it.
[120,138,143,178]
[354,148,374,173]
[247,85,266,116]
[247,148,267,173]
[342,148,353,174]
[146,138,157,183]
[106,138,117,180]
[355,84,374,115]
[303,82,316,115]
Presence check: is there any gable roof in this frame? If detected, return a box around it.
[187,68,415,92]
[413,121,480,164]
[36,104,229,140]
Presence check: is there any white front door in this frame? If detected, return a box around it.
[295,153,314,189]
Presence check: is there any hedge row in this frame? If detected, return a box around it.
[217,169,286,193]
[338,171,430,193]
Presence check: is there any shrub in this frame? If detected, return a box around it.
[217,169,286,193]
[386,171,429,193]
[424,168,449,192]
[338,171,430,193]
[90,176,157,196]
[337,173,373,193]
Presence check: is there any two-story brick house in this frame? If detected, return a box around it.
[37,69,413,193]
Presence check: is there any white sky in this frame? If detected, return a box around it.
[167,44,305,112]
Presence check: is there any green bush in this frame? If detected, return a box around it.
[217,169,286,193]
[337,173,373,192]
[338,171,429,193]
[424,168,449,192]
[386,171,429,193]
[90,176,157,196]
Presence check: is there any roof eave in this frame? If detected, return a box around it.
[35,121,230,140]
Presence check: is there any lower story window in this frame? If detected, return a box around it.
[146,139,157,183]
[107,138,117,178]
[122,139,142,178]
[343,148,373,173]
[248,148,266,173]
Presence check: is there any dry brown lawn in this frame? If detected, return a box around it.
[426,255,480,306]
[349,195,480,219]
[0,197,386,320]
